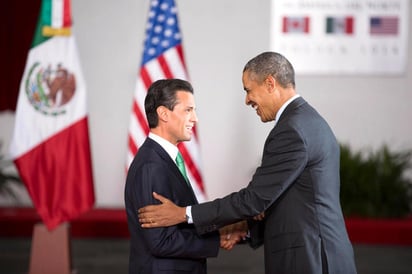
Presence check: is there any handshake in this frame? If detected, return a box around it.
[219,221,248,250]
[137,192,265,251]
[219,212,265,251]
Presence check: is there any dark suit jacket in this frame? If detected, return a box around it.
[191,97,357,274]
[125,138,219,274]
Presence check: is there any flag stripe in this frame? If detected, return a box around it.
[134,79,147,112]
[52,0,63,28]
[304,17,309,33]
[49,0,71,28]
[128,134,138,157]
[133,100,149,135]
[158,55,173,78]
[63,0,72,27]
[183,134,201,164]
[13,117,94,230]
[146,60,166,81]
[326,17,353,34]
[346,17,353,33]
[163,47,188,80]
[175,45,187,71]
[140,67,153,90]
[41,0,53,27]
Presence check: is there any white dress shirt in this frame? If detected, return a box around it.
[148,132,179,162]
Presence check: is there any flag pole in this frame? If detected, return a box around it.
[29,222,73,274]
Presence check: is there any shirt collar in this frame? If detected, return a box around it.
[148,132,179,161]
[274,94,300,126]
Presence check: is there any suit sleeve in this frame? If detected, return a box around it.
[126,161,220,258]
[192,125,308,235]
[247,219,265,249]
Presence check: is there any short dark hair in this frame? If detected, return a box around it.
[144,79,194,128]
[243,52,295,89]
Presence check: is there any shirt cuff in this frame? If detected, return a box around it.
[185,206,193,224]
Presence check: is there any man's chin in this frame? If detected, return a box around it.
[260,116,272,123]
[179,136,192,142]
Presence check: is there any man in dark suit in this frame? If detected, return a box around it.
[125,79,242,274]
[137,52,358,274]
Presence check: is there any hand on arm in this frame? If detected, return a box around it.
[138,192,186,228]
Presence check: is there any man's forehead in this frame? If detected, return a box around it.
[176,91,193,98]
[175,91,195,105]
[242,72,256,87]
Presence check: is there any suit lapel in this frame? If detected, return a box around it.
[144,138,198,204]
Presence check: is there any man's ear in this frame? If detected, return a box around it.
[157,106,169,122]
[265,75,276,92]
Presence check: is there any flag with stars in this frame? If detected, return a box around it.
[370,16,399,35]
[126,0,206,202]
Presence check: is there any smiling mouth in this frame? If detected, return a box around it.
[251,103,259,112]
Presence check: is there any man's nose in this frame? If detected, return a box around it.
[191,111,198,122]
[245,96,251,106]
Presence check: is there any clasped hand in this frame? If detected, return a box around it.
[138,192,263,250]
[219,221,248,250]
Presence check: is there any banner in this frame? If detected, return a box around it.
[271,0,409,74]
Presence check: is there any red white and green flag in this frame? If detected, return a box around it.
[326,16,354,34]
[9,0,95,231]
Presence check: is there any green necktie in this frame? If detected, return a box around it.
[175,152,189,184]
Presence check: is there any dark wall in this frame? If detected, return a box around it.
[0,1,41,111]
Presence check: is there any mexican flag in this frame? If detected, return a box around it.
[9,0,95,231]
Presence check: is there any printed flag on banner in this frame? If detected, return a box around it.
[127,0,206,202]
[9,0,95,231]
[282,16,310,33]
[370,16,399,35]
[326,16,354,34]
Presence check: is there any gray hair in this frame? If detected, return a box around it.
[243,52,295,89]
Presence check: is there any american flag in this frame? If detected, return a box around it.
[370,16,399,35]
[127,0,206,202]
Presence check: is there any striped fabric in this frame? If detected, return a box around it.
[127,0,206,202]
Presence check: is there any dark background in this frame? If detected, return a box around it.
[0,1,41,111]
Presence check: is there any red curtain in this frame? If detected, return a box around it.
[0,1,41,111]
